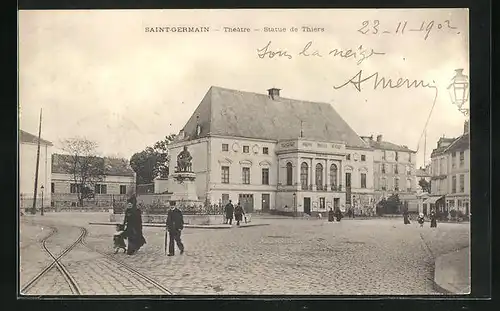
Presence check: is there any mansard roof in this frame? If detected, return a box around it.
[178,86,369,149]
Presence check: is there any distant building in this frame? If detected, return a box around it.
[168,86,375,216]
[19,130,53,210]
[361,135,418,207]
[51,154,136,207]
[428,121,470,215]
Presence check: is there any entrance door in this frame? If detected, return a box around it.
[261,194,270,212]
[334,198,340,210]
[303,197,311,215]
[239,194,254,213]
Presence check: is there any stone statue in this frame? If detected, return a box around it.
[176,146,193,172]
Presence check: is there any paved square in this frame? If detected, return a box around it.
[20,213,469,295]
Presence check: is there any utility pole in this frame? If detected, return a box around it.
[424,128,427,167]
[31,109,42,215]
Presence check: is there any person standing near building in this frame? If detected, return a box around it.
[166,205,185,256]
[234,202,245,226]
[328,208,335,222]
[224,200,234,225]
[430,209,437,228]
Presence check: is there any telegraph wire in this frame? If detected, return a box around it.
[415,87,439,155]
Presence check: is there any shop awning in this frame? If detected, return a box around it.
[424,196,445,204]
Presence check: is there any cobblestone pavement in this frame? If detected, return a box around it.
[20,213,470,295]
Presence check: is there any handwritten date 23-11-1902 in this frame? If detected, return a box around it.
[358,20,459,40]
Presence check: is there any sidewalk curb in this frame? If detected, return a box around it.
[88,222,269,229]
[433,247,470,295]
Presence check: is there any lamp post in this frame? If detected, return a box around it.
[293,193,297,217]
[40,185,44,216]
[447,68,470,116]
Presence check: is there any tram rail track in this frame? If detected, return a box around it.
[20,222,173,295]
[21,226,86,295]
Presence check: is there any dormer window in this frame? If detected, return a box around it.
[196,124,201,136]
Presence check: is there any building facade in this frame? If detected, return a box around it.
[429,121,470,215]
[19,130,53,209]
[361,135,417,204]
[51,154,136,207]
[168,86,375,215]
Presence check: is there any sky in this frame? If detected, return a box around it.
[18,9,469,168]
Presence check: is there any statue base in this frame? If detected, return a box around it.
[168,172,199,202]
[153,178,169,194]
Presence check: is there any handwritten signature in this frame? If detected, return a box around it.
[257,41,385,65]
[332,70,437,92]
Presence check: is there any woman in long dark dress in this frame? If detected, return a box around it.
[123,197,146,255]
[430,210,437,228]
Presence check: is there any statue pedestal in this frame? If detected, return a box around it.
[168,172,200,203]
[154,178,169,194]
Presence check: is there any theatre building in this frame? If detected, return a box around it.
[168,86,374,215]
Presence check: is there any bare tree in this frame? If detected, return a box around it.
[60,137,105,207]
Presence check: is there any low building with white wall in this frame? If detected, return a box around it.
[51,154,136,207]
[19,130,53,210]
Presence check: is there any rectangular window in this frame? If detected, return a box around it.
[460,174,465,192]
[242,167,250,184]
[51,182,55,193]
[394,164,399,174]
[95,184,107,194]
[452,175,457,193]
[345,173,351,188]
[243,145,249,153]
[222,143,229,151]
[263,147,269,154]
[381,164,386,173]
[222,194,229,206]
[70,183,80,194]
[319,197,325,209]
[382,151,386,160]
[381,178,387,191]
[460,151,465,167]
[221,166,229,184]
[361,173,367,188]
[120,185,127,195]
[394,178,399,191]
[346,154,351,160]
[395,152,399,161]
[261,168,269,185]
[452,153,457,168]
[361,155,366,161]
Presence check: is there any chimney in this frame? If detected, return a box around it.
[464,120,469,134]
[267,88,281,100]
[376,135,383,142]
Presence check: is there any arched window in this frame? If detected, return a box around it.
[381,177,387,190]
[300,162,309,189]
[315,163,324,190]
[406,179,412,192]
[330,164,338,188]
[286,162,293,185]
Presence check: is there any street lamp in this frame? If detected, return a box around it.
[447,68,470,116]
[40,185,44,216]
[292,193,297,217]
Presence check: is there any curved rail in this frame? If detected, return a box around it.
[21,226,86,295]
[80,228,173,295]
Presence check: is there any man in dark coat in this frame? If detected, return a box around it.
[234,202,244,226]
[224,200,234,225]
[166,205,185,256]
[328,208,335,222]
[430,210,437,228]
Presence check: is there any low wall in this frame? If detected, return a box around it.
[110,213,225,225]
